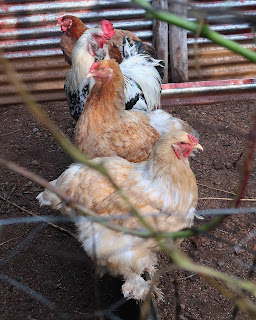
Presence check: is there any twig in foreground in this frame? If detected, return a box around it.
[0,194,76,239]
[0,224,46,269]
[199,197,256,202]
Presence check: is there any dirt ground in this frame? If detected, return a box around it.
[0,98,256,320]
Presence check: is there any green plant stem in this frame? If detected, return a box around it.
[201,276,256,319]
[133,0,256,63]
[160,242,256,310]
[133,0,256,237]
[3,154,254,243]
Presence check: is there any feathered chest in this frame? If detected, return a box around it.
[133,160,198,216]
[80,95,124,128]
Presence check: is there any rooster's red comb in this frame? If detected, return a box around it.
[89,62,99,72]
[188,134,198,144]
[101,19,115,39]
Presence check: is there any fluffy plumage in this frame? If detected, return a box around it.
[37,131,203,300]
[74,59,198,162]
[64,23,164,120]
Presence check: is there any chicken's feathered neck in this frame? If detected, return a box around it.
[77,62,126,131]
[136,134,198,220]
[68,19,88,40]
[69,29,110,93]
[89,65,125,113]
[144,134,196,192]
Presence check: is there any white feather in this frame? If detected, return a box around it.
[120,54,162,111]
[36,179,59,208]
[148,109,184,135]
[67,27,109,94]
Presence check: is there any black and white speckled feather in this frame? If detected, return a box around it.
[64,72,89,121]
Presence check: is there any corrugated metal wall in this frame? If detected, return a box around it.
[188,0,256,81]
[0,0,153,105]
[0,0,255,105]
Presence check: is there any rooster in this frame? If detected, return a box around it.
[57,15,156,66]
[37,130,203,300]
[64,20,164,121]
[74,59,198,162]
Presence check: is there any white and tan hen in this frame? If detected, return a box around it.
[37,131,203,300]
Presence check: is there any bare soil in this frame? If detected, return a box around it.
[0,99,255,320]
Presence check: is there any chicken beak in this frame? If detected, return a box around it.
[194,143,203,151]
[86,72,94,79]
[56,18,62,27]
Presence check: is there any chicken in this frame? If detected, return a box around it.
[57,15,89,65]
[37,130,203,300]
[64,20,164,121]
[74,59,198,162]
[57,15,156,65]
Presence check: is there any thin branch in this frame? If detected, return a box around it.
[160,242,256,316]
[0,156,154,238]
[0,224,46,268]
[198,183,235,195]
[199,197,256,202]
[1,205,256,244]
[202,276,256,320]
[0,228,34,248]
[1,128,22,137]
[0,194,76,239]
[231,237,256,319]
[0,273,56,311]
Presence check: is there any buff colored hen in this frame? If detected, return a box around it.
[74,59,199,162]
[37,131,203,300]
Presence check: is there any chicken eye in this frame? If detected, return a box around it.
[180,141,185,145]
[100,67,105,71]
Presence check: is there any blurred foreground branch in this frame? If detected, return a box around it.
[1,155,256,315]
[161,243,256,317]
[2,155,256,241]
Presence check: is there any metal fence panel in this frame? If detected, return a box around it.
[0,0,255,105]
